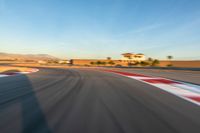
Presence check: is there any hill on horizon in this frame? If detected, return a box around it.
[0,52,60,61]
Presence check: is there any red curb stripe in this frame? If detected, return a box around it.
[186,96,200,102]
[142,79,181,84]
[0,69,39,78]
[0,74,9,77]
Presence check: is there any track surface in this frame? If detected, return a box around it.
[0,68,200,133]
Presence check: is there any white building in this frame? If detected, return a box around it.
[38,60,47,64]
[59,60,70,64]
[121,53,145,62]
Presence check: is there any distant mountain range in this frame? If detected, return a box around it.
[0,52,60,61]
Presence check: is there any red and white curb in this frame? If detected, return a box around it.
[0,68,39,78]
[104,70,200,106]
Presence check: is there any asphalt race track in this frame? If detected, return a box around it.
[0,68,200,133]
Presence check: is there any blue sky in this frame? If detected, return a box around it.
[0,0,200,60]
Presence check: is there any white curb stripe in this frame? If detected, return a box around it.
[0,68,39,78]
[0,75,9,77]
[173,84,200,94]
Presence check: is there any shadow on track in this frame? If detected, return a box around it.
[0,70,51,133]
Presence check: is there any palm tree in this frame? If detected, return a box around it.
[167,56,173,60]
[148,57,153,62]
[107,57,111,60]
[167,55,173,67]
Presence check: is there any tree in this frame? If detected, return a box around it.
[107,57,111,60]
[148,57,153,62]
[96,61,102,66]
[101,61,107,66]
[134,61,140,65]
[167,55,173,60]
[108,61,115,66]
[167,55,173,67]
[90,62,94,65]
[151,59,160,66]
[140,61,149,66]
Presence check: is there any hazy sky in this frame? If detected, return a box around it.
[0,0,200,59]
